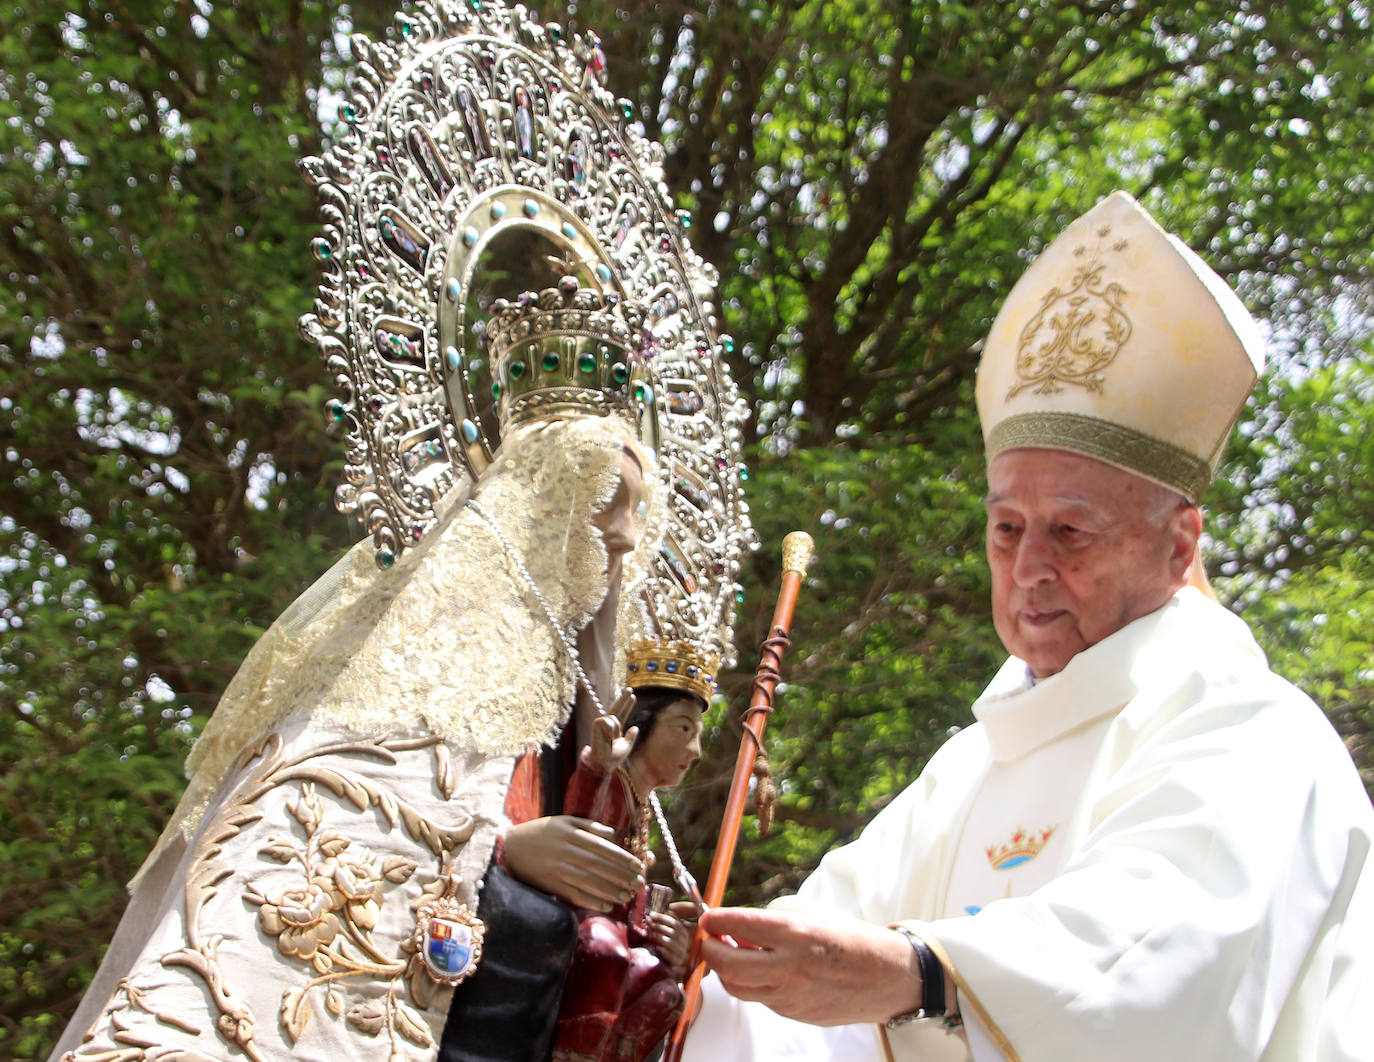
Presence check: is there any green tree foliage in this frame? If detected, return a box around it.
[1,2,1370,1057]
[0,2,388,1054]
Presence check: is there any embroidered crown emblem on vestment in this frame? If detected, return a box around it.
[985,825,1056,870]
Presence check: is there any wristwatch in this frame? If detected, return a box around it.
[885,925,959,1029]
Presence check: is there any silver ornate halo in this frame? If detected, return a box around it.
[298,0,756,664]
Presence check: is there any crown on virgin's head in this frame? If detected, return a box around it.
[483,277,648,431]
[625,637,720,703]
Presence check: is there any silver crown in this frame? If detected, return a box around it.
[484,280,647,429]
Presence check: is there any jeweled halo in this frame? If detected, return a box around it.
[297,0,756,666]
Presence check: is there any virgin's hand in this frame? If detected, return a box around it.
[648,911,691,976]
[503,815,644,911]
[697,907,921,1026]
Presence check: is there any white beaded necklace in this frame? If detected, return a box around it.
[466,498,700,905]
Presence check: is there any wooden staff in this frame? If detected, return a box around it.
[664,530,815,1062]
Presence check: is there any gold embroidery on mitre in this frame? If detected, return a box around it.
[1008,226,1132,398]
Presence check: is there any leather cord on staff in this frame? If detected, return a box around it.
[743,626,791,837]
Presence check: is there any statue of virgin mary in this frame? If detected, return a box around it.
[50,5,754,1061]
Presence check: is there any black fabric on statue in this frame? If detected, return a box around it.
[438,864,578,1062]
[541,734,571,816]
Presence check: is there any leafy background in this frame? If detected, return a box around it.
[2,1,1371,1057]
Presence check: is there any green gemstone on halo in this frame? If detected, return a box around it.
[542,351,559,371]
[611,363,628,385]
[736,590,745,604]
[491,381,502,399]
[620,101,634,120]
[327,400,346,421]
[722,336,736,353]
[578,353,597,374]
[508,360,526,380]
[380,548,397,568]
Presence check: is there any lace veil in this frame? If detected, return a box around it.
[138,415,663,884]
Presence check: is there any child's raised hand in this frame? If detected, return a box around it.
[589,712,638,772]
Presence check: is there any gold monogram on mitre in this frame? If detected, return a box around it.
[1008,229,1132,399]
[412,870,485,987]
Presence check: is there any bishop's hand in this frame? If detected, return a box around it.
[503,815,645,912]
[698,906,923,1026]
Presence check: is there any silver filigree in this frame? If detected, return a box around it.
[298,0,756,665]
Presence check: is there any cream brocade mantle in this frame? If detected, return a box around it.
[64,712,513,1062]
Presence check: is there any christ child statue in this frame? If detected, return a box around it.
[552,642,714,1062]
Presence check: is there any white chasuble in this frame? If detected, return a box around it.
[683,589,1373,1061]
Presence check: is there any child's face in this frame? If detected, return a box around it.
[633,700,704,791]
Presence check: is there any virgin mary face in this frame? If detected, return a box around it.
[592,450,646,565]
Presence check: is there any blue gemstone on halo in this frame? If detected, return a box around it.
[522,199,540,217]
[646,661,658,671]
[666,661,679,673]
[463,227,479,247]
[595,263,612,282]
[561,222,576,239]
[491,202,507,219]
[446,278,462,301]
[446,346,461,370]
[461,419,479,443]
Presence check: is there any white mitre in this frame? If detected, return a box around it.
[975,191,1266,502]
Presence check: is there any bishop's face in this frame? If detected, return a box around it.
[631,699,704,792]
[985,449,1199,678]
